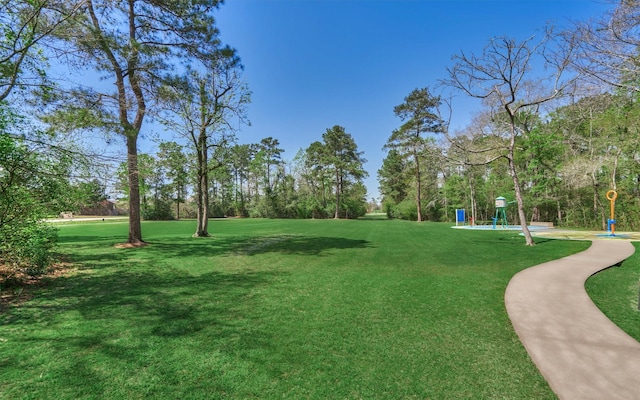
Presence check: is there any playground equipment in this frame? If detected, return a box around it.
[606,190,617,235]
[493,196,508,229]
[455,209,466,226]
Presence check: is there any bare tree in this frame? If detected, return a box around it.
[569,0,640,92]
[159,56,250,237]
[446,112,510,224]
[444,32,575,245]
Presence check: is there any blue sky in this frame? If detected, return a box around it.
[167,0,613,200]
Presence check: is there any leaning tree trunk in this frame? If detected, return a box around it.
[507,152,534,246]
[126,135,144,244]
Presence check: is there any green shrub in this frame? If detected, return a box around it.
[142,201,175,220]
[20,223,58,275]
[389,199,418,221]
[342,197,367,219]
[0,104,79,287]
[0,221,58,284]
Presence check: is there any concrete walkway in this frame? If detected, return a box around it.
[505,240,640,400]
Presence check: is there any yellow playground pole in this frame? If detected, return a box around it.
[606,190,618,235]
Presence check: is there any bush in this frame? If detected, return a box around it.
[295,202,313,219]
[0,221,58,286]
[384,201,394,219]
[341,198,367,219]
[250,195,278,218]
[231,201,249,218]
[20,223,58,275]
[389,199,418,221]
[0,105,72,288]
[289,198,323,219]
[142,201,175,220]
[179,202,198,219]
[208,202,227,218]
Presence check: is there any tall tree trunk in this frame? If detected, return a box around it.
[414,148,423,222]
[557,200,562,226]
[321,177,327,208]
[89,0,145,245]
[531,205,540,223]
[590,173,605,230]
[266,162,271,191]
[235,169,239,204]
[194,134,210,237]
[240,177,246,215]
[443,183,448,221]
[247,176,252,202]
[612,149,621,191]
[126,135,143,244]
[334,169,341,219]
[468,172,477,224]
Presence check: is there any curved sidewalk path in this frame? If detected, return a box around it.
[505,240,640,400]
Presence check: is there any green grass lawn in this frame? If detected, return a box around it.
[0,218,594,399]
[586,242,640,342]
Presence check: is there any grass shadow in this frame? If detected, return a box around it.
[57,235,125,244]
[2,265,283,376]
[145,235,373,259]
[229,235,372,256]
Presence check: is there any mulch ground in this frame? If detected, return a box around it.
[0,262,73,313]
